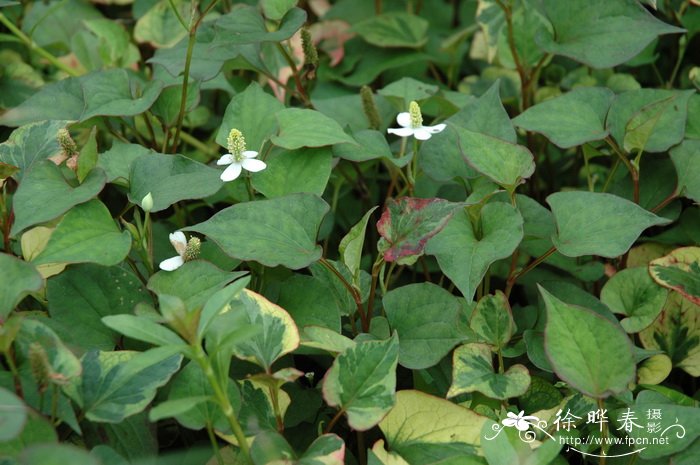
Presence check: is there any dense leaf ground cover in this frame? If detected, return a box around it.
[0,0,699,464]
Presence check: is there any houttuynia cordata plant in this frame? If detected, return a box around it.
[0,0,699,464]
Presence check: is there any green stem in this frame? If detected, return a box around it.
[583,148,594,192]
[382,261,398,295]
[245,175,255,201]
[605,137,638,203]
[324,408,345,434]
[505,246,556,297]
[161,126,171,153]
[598,398,608,465]
[193,345,251,463]
[651,191,677,213]
[167,0,189,31]
[601,157,620,193]
[407,138,420,195]
[357,430,367,465]
[0,13,80,76]
[142,113,158,147]
[50,384,58,425]
[171,29,196,153]
[667,36,687,89]
[494,0,527,110]
[275,42,312,107]
[269,386,284,432]
[319,258,366,332]
[4,350,23,398]
[206,421,224,465]
[145,211,154,274]
[170,0,221,153]
[366,257,384,331]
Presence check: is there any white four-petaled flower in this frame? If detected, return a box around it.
[159,231,200,271]
[388,100,446,140]
[217,128,266,182]
[502,411,539,432]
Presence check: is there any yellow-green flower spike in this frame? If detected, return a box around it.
[29,342,50,392]
[227,128,246,157]
[184,237,201,262]
[409,101,423,128]
[360,85,381,130]
[57,128,78,157]
[301,27,319,68]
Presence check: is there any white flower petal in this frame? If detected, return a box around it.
[159,255,184,271]
[220,162,243,182]
[241,158,266,173]
[414,128,432,140]
[396,112,411,128]
[169,231,187,247]
[502,418,517,427]
[426,123,446,134]
[170,231,187,256]
[217,154,234,165]
[242,150,259,159]
[387,127,415,137]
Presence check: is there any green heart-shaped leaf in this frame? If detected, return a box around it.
[453,125,534,191]
[547,191,671,258]
[384,283,466,369]
[670,139,700,203]
[10,162,106,236]
[128,153,222,213]
[0,69,164,126]
[185,193,329,270]
[607,89,694,153]
[512,87,615,148]
[272,108,357,149]
[352,12,429,48]
[0,121,69,181]
[0,253,43,319]
[32,200,131,267]
[600,267,668,333]
[535,0,684,68]
[540,286,635,397]
[427,202,523,301]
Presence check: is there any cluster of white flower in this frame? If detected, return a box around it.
[159,102,443,271]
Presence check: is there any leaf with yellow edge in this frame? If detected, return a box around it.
[649,246,700,305]
[369,441,410,465]
[639,292,700,377]
[447,343,530,400]
[637,354,672,385]
[21,226,66,279]
[377,390,487,464]
[322,334,399,431]
[230,289,300,371]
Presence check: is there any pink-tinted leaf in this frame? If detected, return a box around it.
[377,197,457,263]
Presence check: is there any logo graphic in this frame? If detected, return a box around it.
[485,408,686,459]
